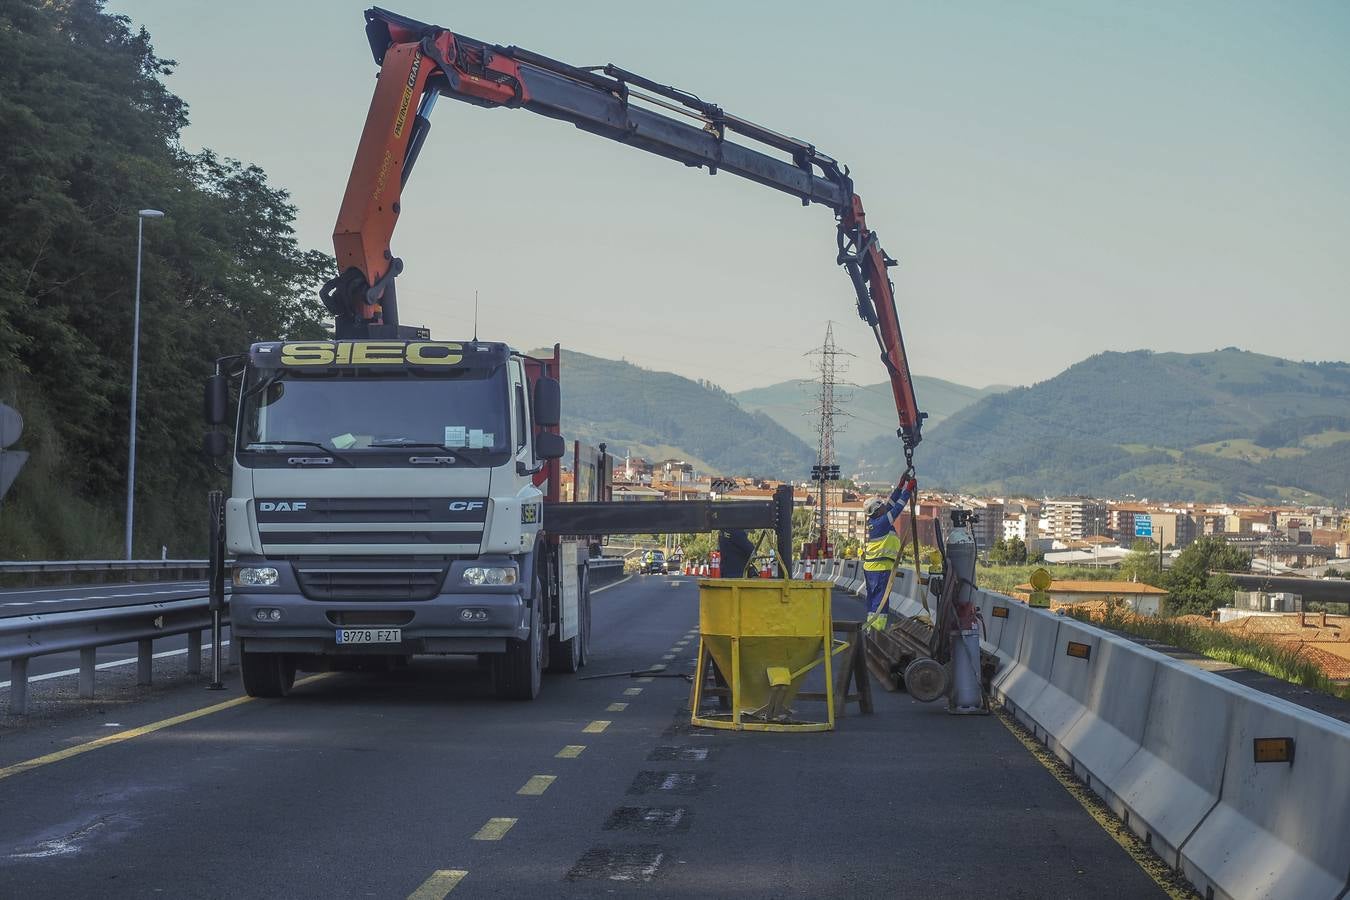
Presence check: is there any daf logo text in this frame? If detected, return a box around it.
[259,501,307,512]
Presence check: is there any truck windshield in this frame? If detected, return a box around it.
[237,365,510,464]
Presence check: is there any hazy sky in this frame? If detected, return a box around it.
[113,0,1349,392]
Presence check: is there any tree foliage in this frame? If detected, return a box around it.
[0,0,330,556]
[556,349,815,478]
[1119,539,1164,586]
[987,537,1028,565]
[1162,536,1251,615]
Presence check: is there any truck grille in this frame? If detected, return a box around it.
[295,566,446,602]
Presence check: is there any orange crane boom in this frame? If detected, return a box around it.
[324,7,925,450]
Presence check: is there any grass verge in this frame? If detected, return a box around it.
[1067,606,1350,700]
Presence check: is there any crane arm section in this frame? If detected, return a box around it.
[327,6,923,448]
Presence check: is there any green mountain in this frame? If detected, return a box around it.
[548,350,815,477]
[860,349,1350,502]
[734,375,1008,461]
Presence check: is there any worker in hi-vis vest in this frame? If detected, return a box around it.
[861,475,917,629]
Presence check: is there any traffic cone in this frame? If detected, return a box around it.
[699,563,708,576]
[804,560,813,581]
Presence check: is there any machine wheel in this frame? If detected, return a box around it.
[548,565,589,674]
[495,592,543,700]
[240,650,296,698]
[903,657,948,703]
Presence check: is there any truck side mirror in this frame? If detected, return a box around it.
[535,431,565,460]
[533,377,560,428]
[203,430,229,458]
[204,374,229,425]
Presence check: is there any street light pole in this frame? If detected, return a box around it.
[125,209,164,560]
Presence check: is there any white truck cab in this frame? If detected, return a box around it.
[206,338,587,700]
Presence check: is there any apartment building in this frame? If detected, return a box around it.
[1043,498,1109,543]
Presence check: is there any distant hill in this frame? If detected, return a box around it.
[734,375,1008,463]
[548,350,815,477]
[861,349,1350,502]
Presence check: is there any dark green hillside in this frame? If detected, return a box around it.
[551,350,815,477]
[734,375,1007,461]
[860,349,1350,502]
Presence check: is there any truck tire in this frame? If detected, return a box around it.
[495,593,543,700]
[240,651,296,698]
[548,565,589,674]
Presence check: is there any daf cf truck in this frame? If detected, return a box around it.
[205,339,590,700]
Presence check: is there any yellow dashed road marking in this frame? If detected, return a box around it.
[471,818,517,841]
[583,720,611,733]
[623,687,643,696]
[607,702,628,712]
[556,745,586,758]
[0,673,332,782]
[995,708,1198,900]
[517,775,556,796]
[407,869,467,899]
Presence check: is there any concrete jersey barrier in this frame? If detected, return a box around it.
[1181,678,1350,900]
[841,560,861,594]
[975,597,1350,900]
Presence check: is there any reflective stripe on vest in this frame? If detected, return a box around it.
[862,531,902,571]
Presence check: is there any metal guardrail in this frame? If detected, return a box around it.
[1,596,217,716]
[588,555,623,585]
[0,559,210,586]
[1,555,631,715]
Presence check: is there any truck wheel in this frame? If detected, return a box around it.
[240,651,296,698]
[548,565,589,674]
[495,594,543,700]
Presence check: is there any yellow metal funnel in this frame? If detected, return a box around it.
[691,578,839,731]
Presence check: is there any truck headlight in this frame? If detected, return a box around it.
[462,566,518,586]
[234,566,279,587]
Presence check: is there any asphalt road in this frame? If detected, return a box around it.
[0,575,1166,898]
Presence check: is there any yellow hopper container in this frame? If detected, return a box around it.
[690,578,844,732]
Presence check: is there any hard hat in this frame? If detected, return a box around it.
[864,497,886,518]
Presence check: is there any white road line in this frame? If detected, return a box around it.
[0,642,230,691]
[590,575,633,595]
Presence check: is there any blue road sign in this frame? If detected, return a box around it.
[1135,513,1152,538]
